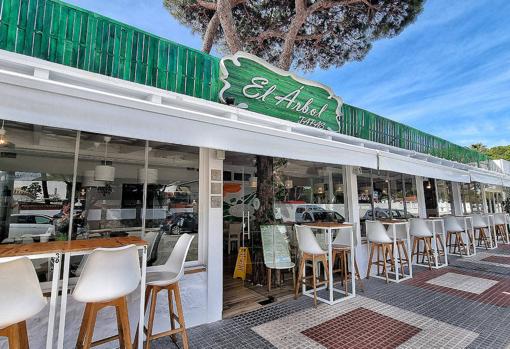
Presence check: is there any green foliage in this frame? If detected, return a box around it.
[470,143,510,160]
[164,0,425,72]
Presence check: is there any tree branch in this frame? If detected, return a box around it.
[202,12,220,53]
[196,0,216,11]
[217,0,242,53]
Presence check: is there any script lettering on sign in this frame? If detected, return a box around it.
[219,52,343,132]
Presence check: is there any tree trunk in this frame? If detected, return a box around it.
[41,179,50,204]
[202,12,220,54]
[251,155,274,285]
[216,0,242,53]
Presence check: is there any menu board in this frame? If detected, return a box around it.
[260,225,292,266]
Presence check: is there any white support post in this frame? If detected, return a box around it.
[481,184,489,214]
[344,166,364,275]
[416,176,427,218]
[451,182,463,216]
[200,148,224,323]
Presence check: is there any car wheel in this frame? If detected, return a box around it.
[170,225,181,235]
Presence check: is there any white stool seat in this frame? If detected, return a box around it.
[73,245,141,303]
[494,213,507,225]
[471,214,488,229]
[444,216,465,233]
[0,257,47,329]
[366,221,392,244]
[409,218,433,237]
[295,225,326,255]
[146,271,179,286]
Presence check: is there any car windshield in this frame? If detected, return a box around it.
[312,211,342,222]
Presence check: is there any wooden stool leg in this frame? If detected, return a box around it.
[173,284,189,349]
[423,238,432,270]
[267,268,272,292]
[145,287,159,349]
[82,303,98,349]
[4,324,21,349]
[18,321,29,349]
[396,242,405,277]
[342,251,348,294]
[376,244,381,275]
[382,244,389,283]
[118,297,133,349]
[366,243,375,279]
[77,303,92,349]
[294,256,304,299]
[167,288,177,342]
[353,256,364,291]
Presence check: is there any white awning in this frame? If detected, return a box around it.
[502,175,510,188]
[378,152,471,182]
[469,170,503,186]
[0,51,378,169]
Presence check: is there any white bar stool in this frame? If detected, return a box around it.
[73,245,141,349]
[294,225,329,307]
[409,218,435,269]
[470,214,492,249]
[494,213,509,243]
[134,233,194,349]
[445,216,471,256]
[331,225,363,293]
[0,257,47,348]
[366,220,399,283]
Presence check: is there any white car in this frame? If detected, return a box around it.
[8,214,55,240]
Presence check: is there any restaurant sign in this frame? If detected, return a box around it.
[219,52,343,132]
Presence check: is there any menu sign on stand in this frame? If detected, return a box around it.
[219,52,343,132]
[260,225,292,267]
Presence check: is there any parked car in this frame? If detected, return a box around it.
[8,214,55,239]
[361,208,416,220]
[161,212,198,235]
[295,205,345,223]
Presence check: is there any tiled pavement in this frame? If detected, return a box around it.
[151,243,510,349]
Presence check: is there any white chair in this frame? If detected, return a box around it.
[444,216,471,255]
[409,218,434,269]
[471,214,491,249]
[294,225,329,306]
[366,221,394,282]
[493,213,508,243]
[135,234,194,349]
[0,257,46,348]
[73,245,141,349]
[227,223,241,255]
[331,225,363,292]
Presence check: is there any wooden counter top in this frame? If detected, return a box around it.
[0,236,147,258]
[304,222,353,229]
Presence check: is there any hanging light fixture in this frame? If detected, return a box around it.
[284,179,293,189]
[138,168,159,184]
[334,184,343,193]
[0,120,7,145]
[314,183,324,194]
[94,136,115,182]
[426,181,432,189]
[249,176,258,188]
[83,170,105,187]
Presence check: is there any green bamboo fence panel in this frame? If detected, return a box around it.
[0,0,488,166]
[0,0,219,101]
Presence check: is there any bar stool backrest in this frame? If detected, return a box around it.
[0,257,47,329]
[366,221,392,244]
[471,214,488,229]
[73,245,141,303]
[161,233,194,280]
[494,213,507,225]
[332,224,357,247]
[409,218,433,237]
[444,216,464,233]
[294,225,326,255]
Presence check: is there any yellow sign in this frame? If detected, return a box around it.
[233,247,252,280]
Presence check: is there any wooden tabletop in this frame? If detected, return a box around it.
[304,222,353,229]
[379,219,409,224]
[0,236,147,258]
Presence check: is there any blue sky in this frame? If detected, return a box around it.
[66,0,510,147]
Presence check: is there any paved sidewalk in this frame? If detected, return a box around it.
[152,244,510,349]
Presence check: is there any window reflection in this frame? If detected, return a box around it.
[0,120,76,280]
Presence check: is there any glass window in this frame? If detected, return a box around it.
[273,160,345,224]
[145,142,199,265]
[435,180,452,216]
[0,120,76,281]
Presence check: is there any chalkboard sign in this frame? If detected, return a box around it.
[260,225,293,268]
